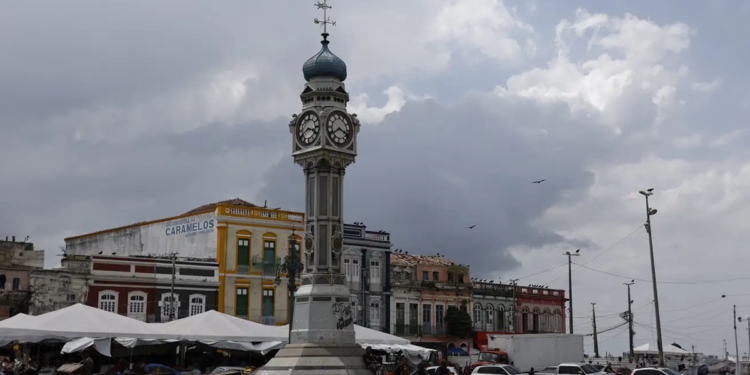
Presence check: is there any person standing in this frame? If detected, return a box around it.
[436,360,452,375]
[81,351,94,375]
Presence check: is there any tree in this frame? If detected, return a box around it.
[445,305,473,339]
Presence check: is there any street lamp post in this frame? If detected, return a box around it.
[564,249,580,334]
[275,229,303,344]
[639,188,664,366]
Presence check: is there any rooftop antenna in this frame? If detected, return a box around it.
[314,0,336,36]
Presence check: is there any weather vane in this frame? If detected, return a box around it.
[314,0,336,34]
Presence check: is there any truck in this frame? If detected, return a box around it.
[486,334,585,372]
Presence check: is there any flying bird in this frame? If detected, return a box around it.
[467,225,477,229]
[532,179,546,184]
[575,249,580,254]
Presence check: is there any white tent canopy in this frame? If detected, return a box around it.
[156,310,284,342]
[0,304,156,340]
[634,343,688,355]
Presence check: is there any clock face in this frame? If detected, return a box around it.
[326,112,352,145]
[296,112,320,146]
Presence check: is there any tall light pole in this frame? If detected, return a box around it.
[639,188,664,366]
[735,305,741,375]
[275,229,303,344]
[564,249,580,334]
[510,278,519,334]
[592,303,599,358]
[624,280,635,362]
[740,315,750,374]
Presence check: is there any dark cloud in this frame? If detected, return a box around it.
[259,94,618,276]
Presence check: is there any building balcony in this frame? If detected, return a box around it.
[473,284,514,298]
[260,316,276,326]
[419,324,448,336]
[394,323,420,335]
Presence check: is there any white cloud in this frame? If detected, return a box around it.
[348,86,430,124]
[496,8,691,130]
[691,78,723,93]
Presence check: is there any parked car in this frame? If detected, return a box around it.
[539,367,559,375]
[631,368,681,375]
[210,367,257,375]
[615,367,632,375]
[472,364,527,374]
[557,363,607,375]
[411,366,459,375]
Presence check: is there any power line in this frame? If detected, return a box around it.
[572,262,750,285]
[515,263,568,281]
[544,225,644,285]
[635,321,723,351]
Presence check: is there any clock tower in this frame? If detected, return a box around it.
[258,1,370,373]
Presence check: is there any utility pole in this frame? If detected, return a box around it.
[592,303,599,358]
[624,281,635,362]
[735,305,741,375]
[639,189,664,366]
[169,253,177,321]
[725,339,728,360]
[510,279,519,333]
[564,250,580,334]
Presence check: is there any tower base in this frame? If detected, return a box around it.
[256,343,372,375]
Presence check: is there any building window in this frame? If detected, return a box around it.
[473,303,482,325]
[521,307,529,332]
[370,261,381,283]
[369,301,380,327]
[422,304,432,332]
[0,274,5,289]
[553,309,562,333]
[344,258,351,279]
[542,309,551,332]
[159,293,181,322]
[435,304,445,330]
[485,304,495,330]
[351,298,359,324]
[236,287,249,319]
[67,293,77,302]
[98,291,118,313]
[458,274,464,283]
[189,294,206,316]
[351,258,360,282]
[12,278,20,291]
[422,270,428,281]
[497,305,506,330]
[533,308,540,331]
[262,289,275,318]
[447,273,453,282]
[432,271,439,281]
[127,292,147,321]
[237,238,250,273]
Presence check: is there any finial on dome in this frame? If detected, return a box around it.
[314,0,336,35]
[303,0,347,82]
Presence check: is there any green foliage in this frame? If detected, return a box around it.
[447,264,468,278]
[445,305,473,339]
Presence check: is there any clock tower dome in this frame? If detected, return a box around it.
[259,1,370,374]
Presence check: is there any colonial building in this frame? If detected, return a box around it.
[28,266,89,316]
[0,238,45,319]
[515,285,566,334]
[389,253,472,350]
[472,281,515,333]
[0,237,45,269]
[340,223,392,332]
[64,198,304,325]
[83,255,219,322]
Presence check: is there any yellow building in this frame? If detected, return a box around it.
[64,198,304,325]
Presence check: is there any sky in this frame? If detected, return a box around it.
[2,0,750,358]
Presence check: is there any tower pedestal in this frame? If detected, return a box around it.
[256,344,371,375]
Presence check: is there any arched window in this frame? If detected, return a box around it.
[497,305,506,330]
[521,307,529,332]
[473,303,483,326]
[189,294,206,316]
[532,308,540,332]
[127,291,147,321]
[542,309,551,333]
[485,304,495,330]
[553,309,562,333]
[98,290,118,313]
[159,293,181,322]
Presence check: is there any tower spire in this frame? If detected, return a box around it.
[314,0,336,38]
